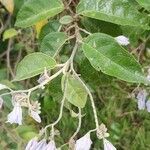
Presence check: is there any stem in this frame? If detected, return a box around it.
[44,75,68,138]
[6,39,15,78]
[78,28,92,35]
[0,65,66,97]
[70,108,82,140]
[69,29,99,130]
[71,68,99,130]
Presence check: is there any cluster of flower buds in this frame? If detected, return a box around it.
[136,89,150,112]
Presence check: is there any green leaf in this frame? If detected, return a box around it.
[81,17,122,37]
[40,32,68,56]
[3,28,18,41]
[80,58,112,89]
[39,20,61,41]
[15,0,64,28]
[16,125,38,140]
[59,15,73,25]
[121,26,147,46]
[14,52,56,81]
[62,74,88,108]
[77,0,150,30]
[82,33,148,84]
[135,0,150,11]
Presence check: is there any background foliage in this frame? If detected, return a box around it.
[0,0,150,149]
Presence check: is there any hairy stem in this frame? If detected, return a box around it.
[70,108,82,140]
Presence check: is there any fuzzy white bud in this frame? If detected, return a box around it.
[115,35,130,46]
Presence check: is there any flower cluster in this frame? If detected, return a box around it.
[25,138,56,150]
[6,92,41,125]
[25,124,116,150]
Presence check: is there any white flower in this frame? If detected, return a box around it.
[0,97,3,109]
[136,90,147,110]
[75,133,92,150]
[103,138,116,150]
[146,100,150,112]
[29,110,41,123]
[25,137,38,150]
[7,102,22,125]
[115,35,130,46]
[36,139,47,150]
[46,140,57,150]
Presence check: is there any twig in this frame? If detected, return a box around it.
[6,39,15,78]
[44,75,68,138]
[0,15,11,36]
[72,68,99,130]
[70,108,82,140]
[0,64,67,97]
[78,28,92,35]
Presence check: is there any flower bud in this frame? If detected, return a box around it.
[115,35,130,46]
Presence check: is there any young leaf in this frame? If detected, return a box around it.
[39,20,61,41]
[35,19,48,38]
[15,0,64,28]
[82,33,149,84]
[14,52,56,81]
[0,0,14,14]
[3,28,18,41]
[77,0,150,30]
[62,74,88,108]
[59,15,73,25]
[135,0,150,11]
[40,32,68,57]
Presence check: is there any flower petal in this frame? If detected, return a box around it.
[25,137,38,150]
[36,139,47,150]
[7,103,22,125]
[46,140,57,150]
[103,138,116,150]
[29,110,41,123]
[75,133,92,150]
